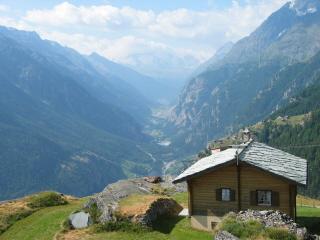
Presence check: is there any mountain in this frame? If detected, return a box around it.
[252,79,320,198]
[192,42,234,77]
[0,26,151,123]
[87,53,181,105]
[0,27,162,200]
[168,0,320,153]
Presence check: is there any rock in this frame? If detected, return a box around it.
[85,176,186,223]
[144,176,162,184]
[215,231,239,240]
[69,211,91,229]
[236,210,310,239]
[178,208,189,216]
[136,198,183,226]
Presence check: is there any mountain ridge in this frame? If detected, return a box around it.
[168,0,320,153]
[0,26,164,200]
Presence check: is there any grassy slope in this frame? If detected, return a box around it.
[1,193,320,239]
[297,207,320,235]
[84,217,212,240]
[0,198,85,240]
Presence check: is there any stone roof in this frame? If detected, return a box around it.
[173,140,307,185]
[240,142,307,185]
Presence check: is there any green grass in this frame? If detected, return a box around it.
[0,191,68,235]
[297,206,320,235]
[86,216,212,240]
[217,214,297,240]
[172,192,188,208]
[0,199,84,240]
[2,192,319,240]
[27,192,68,209]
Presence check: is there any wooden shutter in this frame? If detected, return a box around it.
[272,191,280,207]
[230,189,236,201]
[216,188,222,201]
[250,191,257,206]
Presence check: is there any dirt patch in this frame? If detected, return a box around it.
[57,229,89,240]
[118,195,164,217]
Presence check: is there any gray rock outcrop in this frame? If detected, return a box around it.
[85,177,185,224]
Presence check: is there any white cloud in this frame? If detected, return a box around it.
[0,5,8,12]
[38,30,206,78]
[2,0,289,78]
[24,2,155,29]
[24,1,287,41]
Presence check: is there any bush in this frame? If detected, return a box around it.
[84,202,101,224]
[216,215,298,240]
[266,227,297,240]
[96,220,149,233]
[27,192,68,208]
[220,217,263,239]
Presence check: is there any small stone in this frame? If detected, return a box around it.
[143,176,162,184]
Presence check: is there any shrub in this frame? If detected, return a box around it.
[96,220,149,233]
[266,227,297,240]
[84,202,101,224]
[217,215,264,239]
[27,192,68,208]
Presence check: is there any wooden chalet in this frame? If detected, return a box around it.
[173,140,307,231]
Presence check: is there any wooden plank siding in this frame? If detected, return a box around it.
[189,162,294,219]
[190,165,238,217]
[240,163,291,215]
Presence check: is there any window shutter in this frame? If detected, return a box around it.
[272,191,280,207]
[230,189,236,201]
[250,191,257,206]
[216,188,222,201]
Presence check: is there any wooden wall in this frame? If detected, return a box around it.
[190,164,238,217]
[240,164,291,215]
[189,162,294,218]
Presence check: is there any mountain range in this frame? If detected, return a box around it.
[168,0,320,153]
[0,26,168,200]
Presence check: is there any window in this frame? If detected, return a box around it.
[221,188,231,201]
[216,188,235,202]
[257,190,272,206]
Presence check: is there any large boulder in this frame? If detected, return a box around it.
[134,197,183,226]
[85,177,185,224]
[68,211,91,229]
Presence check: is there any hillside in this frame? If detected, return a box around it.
[0,191,319,240]
[242,72,320,199]
[0,26,166,200]
[0,26,151,123]
[168,0,320,153]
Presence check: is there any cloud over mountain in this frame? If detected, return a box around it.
[0,0,287,79]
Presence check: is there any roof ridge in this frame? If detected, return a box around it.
[236,138,254,158]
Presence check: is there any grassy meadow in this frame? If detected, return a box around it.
[0,192,319,240]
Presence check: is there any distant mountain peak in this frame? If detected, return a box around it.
[289,0,319,16]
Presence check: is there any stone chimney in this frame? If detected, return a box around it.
[242,128,251,142]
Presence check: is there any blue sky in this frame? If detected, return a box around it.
[0,0,288,79]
